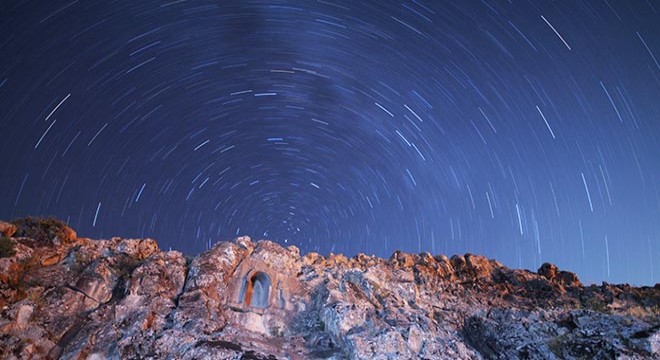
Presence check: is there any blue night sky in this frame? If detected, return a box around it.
[1,1,658,285]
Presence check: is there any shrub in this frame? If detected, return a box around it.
[11,217,76,246]
[0,236,16,258]
[583,296,611,314]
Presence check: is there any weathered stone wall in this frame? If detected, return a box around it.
[0,218,658,359]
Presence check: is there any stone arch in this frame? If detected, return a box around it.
[241,271,271,308]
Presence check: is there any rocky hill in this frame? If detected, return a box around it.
[0,218,658,359]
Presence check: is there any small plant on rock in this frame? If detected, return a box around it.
[0,236,16,258]
[11,217,76,246]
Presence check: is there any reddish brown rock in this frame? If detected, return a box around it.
[557,270,582,287]
[390,250,417,268]
[538,262,559,280]
[538,262,582,288]
[0,217,657,359]
[0,221,17,237]
[11,217,77,247]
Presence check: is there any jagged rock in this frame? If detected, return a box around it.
[538,263,582,289]
[539,262,559,281]
[0,221,17,237]
[0,217,658,359]
[11,217,77,247]
[557,270,582,288]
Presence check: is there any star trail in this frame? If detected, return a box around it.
[1,1,659,285]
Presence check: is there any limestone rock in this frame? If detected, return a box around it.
[0,217,658,359]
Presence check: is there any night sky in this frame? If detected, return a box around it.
[1,1,659,285]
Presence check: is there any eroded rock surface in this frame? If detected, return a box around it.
[0,217,658,359]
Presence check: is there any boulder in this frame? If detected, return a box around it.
[0,220,17,237]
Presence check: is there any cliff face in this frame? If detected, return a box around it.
[0,218,658,360]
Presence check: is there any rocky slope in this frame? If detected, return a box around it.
[0,218,658,359]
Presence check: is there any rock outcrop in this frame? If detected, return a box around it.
[0,217,658,359]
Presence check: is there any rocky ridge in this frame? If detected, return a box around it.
[0,217,658,359]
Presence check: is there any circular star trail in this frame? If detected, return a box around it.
[1,1,659,284]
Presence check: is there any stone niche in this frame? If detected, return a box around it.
[240,271,271,309]
[229,260,298,313]
[226,240,304,335]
